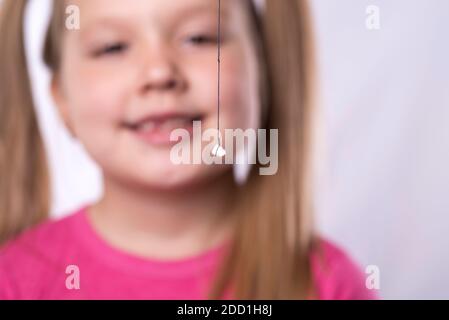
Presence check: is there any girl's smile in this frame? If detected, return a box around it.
[52,0,261,190]
[122,110,205,147]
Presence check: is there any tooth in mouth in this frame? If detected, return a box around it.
[128,115,203,132]
[139,122,155,132]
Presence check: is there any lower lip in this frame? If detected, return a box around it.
[128,121,196,147]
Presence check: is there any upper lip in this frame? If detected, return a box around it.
[123,111,204,129]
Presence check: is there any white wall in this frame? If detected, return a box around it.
[311,0,449,299]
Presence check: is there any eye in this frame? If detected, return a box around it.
[186,34,218,46]
[94,42,128,57]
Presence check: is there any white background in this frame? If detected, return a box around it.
[311,0,449,299]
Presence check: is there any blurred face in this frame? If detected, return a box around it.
[53,0,260,190]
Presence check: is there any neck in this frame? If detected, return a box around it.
[88,171,237,260]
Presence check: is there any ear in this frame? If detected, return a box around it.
[50,76,77,139]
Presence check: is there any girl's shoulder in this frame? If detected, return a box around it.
[310,237,379,300]
[0,207,86,299]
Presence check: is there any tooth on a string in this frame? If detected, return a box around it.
[212,144,226,157]
[214,0,224,159]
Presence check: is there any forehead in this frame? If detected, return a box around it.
[68,0,246,27]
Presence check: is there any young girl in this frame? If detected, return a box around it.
[0,0,376,299]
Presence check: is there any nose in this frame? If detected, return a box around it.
[139,44,185,94]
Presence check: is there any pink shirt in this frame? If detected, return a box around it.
[0,206,377,300]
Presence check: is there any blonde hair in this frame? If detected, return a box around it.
[0,0,318,299]
[0,0,50,244]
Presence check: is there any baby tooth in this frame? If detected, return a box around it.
[139,122,155,131]
[212,144,226,157]
[161,118,188,130]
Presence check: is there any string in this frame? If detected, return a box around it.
[216,0,222,149]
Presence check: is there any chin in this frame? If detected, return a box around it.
[130,165,207,191]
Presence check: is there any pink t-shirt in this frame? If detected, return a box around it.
[0,206,377,300]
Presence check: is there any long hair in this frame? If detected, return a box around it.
[209,0,318,299]
[0,0,50,244]
[0,0,318,299]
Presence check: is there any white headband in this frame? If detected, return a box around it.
[23,0,52,136]
[23,0,264,192]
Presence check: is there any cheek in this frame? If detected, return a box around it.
[220,46,260,132]
[61,60,135,158]
[64,63,129,128]
[187,46,259,131]
[221,56,255,128]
